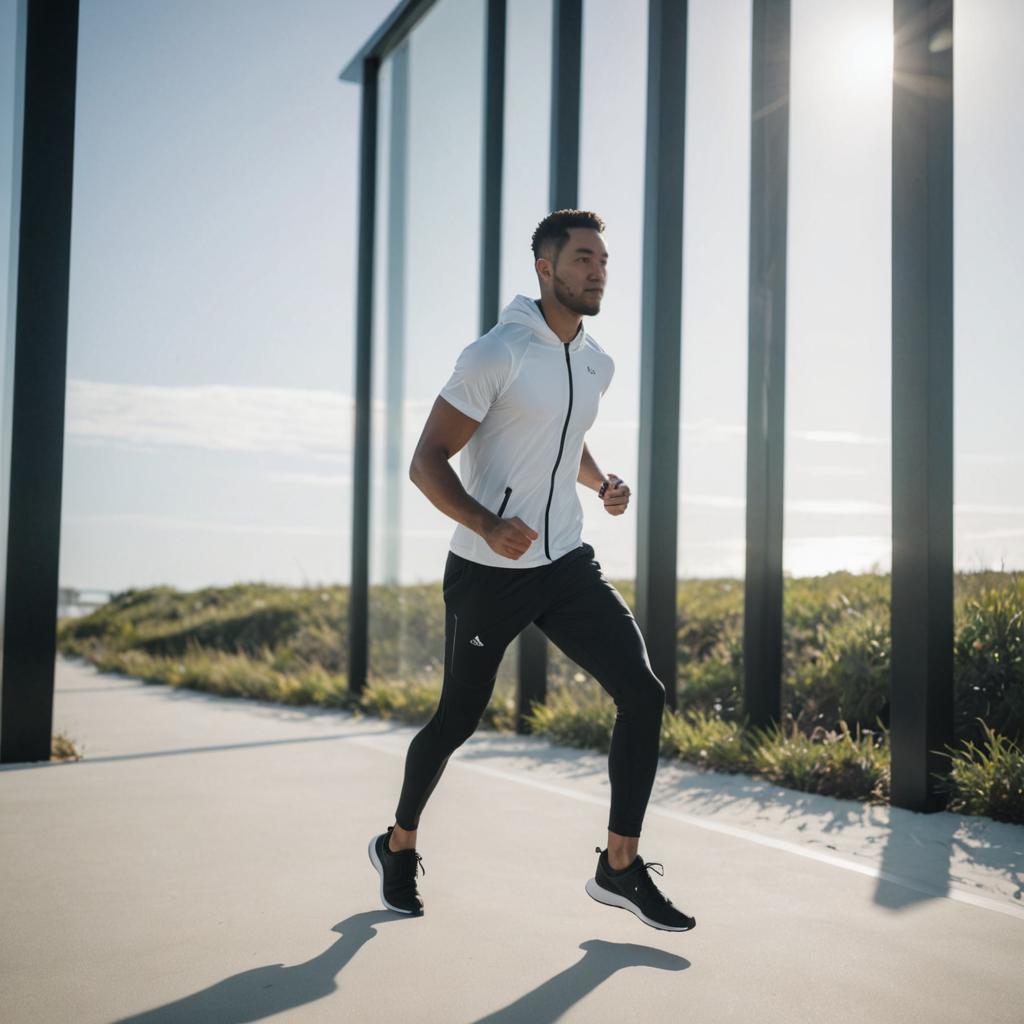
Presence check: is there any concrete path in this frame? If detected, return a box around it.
[2,655,1022,1024]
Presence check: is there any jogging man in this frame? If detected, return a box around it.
[368,209,696,932]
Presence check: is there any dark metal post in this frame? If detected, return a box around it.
[347,57,380,697]
[516,0,583,733]
[479,0,506,331]
[890,0,954,811]
[383,45,408,588]
[1,0,79,764]
[634,0,688,710]
[548,0,581,211]
[743,0,790,730]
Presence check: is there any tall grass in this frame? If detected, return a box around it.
[56,569,1024,822]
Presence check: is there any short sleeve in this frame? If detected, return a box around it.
[600,356,615,398]
[438,339,512,422]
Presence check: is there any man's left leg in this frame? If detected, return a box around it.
[533,545,666,868]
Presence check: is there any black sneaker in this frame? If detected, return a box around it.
[586,845,696,932]
[368,826,425,916]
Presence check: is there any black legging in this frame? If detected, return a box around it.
[394,542,666,837]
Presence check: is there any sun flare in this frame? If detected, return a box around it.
[836,22,894,93]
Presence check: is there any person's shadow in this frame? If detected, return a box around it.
[111,915,689,1023]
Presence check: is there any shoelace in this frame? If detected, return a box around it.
[385,835,426,877]
[389,846,426,896]
[596,846,671,905]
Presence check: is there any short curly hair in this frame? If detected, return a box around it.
[531,208,606,265]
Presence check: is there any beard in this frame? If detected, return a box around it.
[552,272,602,316]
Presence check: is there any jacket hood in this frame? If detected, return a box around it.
[498,294,587,352]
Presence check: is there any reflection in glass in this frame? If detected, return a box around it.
[367,0,486,689]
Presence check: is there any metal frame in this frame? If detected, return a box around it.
[635,0,688,709]
[890,0,954,811]
[1,0,79,764]
[338,0,438,84]
[339,0,961,813]
[743,0,791,730]
[346,54,380,696]
[479,0,506,331]
[548,0,582,211]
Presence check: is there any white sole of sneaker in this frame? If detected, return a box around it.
[368,834,420,915]
[585,877,695,932]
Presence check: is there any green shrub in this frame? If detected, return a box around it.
[55,573,1024,823]
[938,719,1024,824]
[954,586,1024,746]
[523,687,617,752]
[746,718,890,803]
[660,706,754,773]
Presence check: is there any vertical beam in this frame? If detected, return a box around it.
[383,45,408,588]
[517,0,583,733]
[635,0,688,710]
[479,0,506,332]
[743,0,790,730]
[347,56,380,697]
[1,0,79,764]
[548,0,581,210]
[890,0,954,812]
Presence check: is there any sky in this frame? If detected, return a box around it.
[1,0,1022,594]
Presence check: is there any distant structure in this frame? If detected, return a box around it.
[56,588,113,620]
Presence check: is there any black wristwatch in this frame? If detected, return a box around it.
[598,478,611,499]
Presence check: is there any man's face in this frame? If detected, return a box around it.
[542,227,608,317]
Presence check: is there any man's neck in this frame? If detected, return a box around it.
[535,296,582,344]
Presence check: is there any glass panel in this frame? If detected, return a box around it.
[542,0,648,703]
[491,0,555,697]
[676,0,752,714]
[577,0,646,575]
[782,0,893,728]
[500,0,552,303]
[367,0,486,689]
[953,1,1024,577]
[785,0,893,581]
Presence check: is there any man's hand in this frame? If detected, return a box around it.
[601,474,630,516]
[482,514,539,559]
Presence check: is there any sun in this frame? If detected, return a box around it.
[835,21,894,95]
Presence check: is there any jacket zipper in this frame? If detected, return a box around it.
[497,486,512,517]
[543,344,574,560]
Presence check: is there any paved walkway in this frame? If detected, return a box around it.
[2,655,1022,1023]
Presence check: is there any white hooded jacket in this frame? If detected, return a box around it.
[438,293,615,568]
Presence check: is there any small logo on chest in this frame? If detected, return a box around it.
[586,365,596,375]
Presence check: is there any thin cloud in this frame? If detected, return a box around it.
[265,471,353,487]
[63,512,347,537]
[66,379,359,458]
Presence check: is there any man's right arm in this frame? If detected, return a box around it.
[409,396,497,540]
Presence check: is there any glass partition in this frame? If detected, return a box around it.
[952,0,1024,747]
[367,0,486,687]
[781,0,893,729]
[675,0,753,714]
[953,1,1024,577]
[540,0,647,704]
[499,0,552,303]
